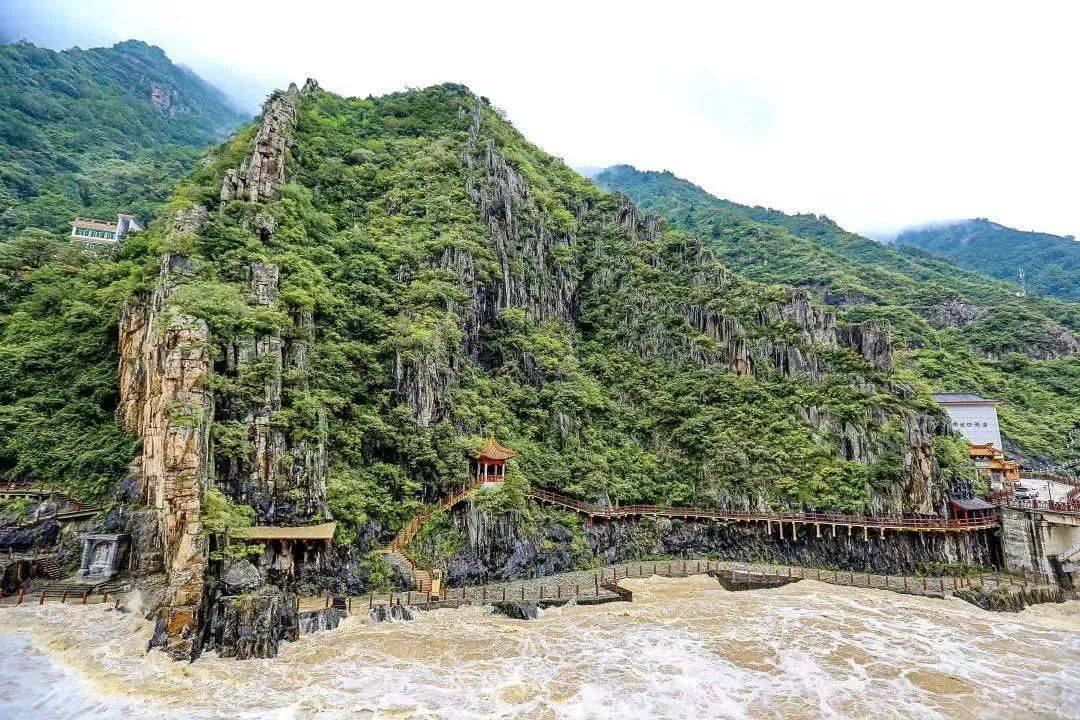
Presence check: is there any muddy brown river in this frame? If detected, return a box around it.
[0,575,1077,719]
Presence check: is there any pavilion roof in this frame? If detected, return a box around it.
[475,435,519,461]
[950,497,995,512]
[233,522,336,541]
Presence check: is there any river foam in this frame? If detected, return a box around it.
[0,576,1077,719]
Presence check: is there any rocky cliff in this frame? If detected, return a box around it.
[113,81,979,658]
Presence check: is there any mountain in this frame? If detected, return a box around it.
[891,218,1080,302]
[3,81,979,527]
[0,39,246,241]
[0,40,244,495]
[595,165,1080,467]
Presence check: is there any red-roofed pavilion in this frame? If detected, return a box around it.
[473,435,518,483]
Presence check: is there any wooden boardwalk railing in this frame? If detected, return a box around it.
[987,490,1080,515]
[525,488,1000,533]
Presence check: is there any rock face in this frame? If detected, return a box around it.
[118,251,212,659]
[921,295,987,330]
[492,601,539,619]
[202,587,299,659]
[220,558,261,593]
[220,86,298,203]
[121,81,330,660]
[420,502,996,584]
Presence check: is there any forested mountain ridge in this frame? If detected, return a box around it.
[4,79,981,541]
[596,165,1079,468]
[891,218,1080,302]
[0,39,246,241]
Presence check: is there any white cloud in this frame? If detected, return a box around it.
[3,0,1078,237]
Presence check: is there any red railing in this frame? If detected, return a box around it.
[526,488,1000,531]
[987,489,1080,514]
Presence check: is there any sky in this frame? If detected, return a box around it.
[3,0,1078,239]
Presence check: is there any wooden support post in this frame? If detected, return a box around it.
[879,527,884,539]
[815,523,820,538]
[18,588,24,605]
[102,591,108,604]
[502,587,506,601]
[61,590,67,604]
[540,585,545,600]
[779,522,784,540]
[522,586,526,601]
[904,576,908,590]
[575,584,580,598]
[39,590,45,605]
[863,526,868,542]
[832,524,836,537]
[940,577,945,593]
[922,578,927,591]
[369,594,373,609]
[557,586,561,599]
[348,597,353,613]
[82,591,88,604]
[792,522,797,540]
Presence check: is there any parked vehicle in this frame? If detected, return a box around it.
[1012,486,1039,501]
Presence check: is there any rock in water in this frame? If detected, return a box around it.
[204,586,299,659]
[299,607,347,634]
[369,604,415,623]
[492,601,539,620]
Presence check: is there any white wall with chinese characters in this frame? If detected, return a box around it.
[940,402,1003,449]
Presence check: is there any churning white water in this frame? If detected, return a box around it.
[0,576,1078,719]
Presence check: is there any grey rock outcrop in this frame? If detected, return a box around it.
[369,604,415,622]
[921,295,987,329]
[203,586,299,659]
[220,558,261,593]
[492,601,538,619]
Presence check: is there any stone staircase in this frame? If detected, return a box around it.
[377,481,482,593]
[37,554,64,580]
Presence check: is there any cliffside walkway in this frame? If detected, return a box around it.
[372,480,1001,597]
[294,559,1059,616]
[525,488,1000,535]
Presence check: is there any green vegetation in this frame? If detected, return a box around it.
[894,219,1080,302]
[202,488,261,560]
[0,40,242,498]
[0,57,1027,530]
[0,39,244,242]
[159,83,967,525]
[596,165,1079,467]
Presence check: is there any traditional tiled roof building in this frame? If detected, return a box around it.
[473,435,519,484]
